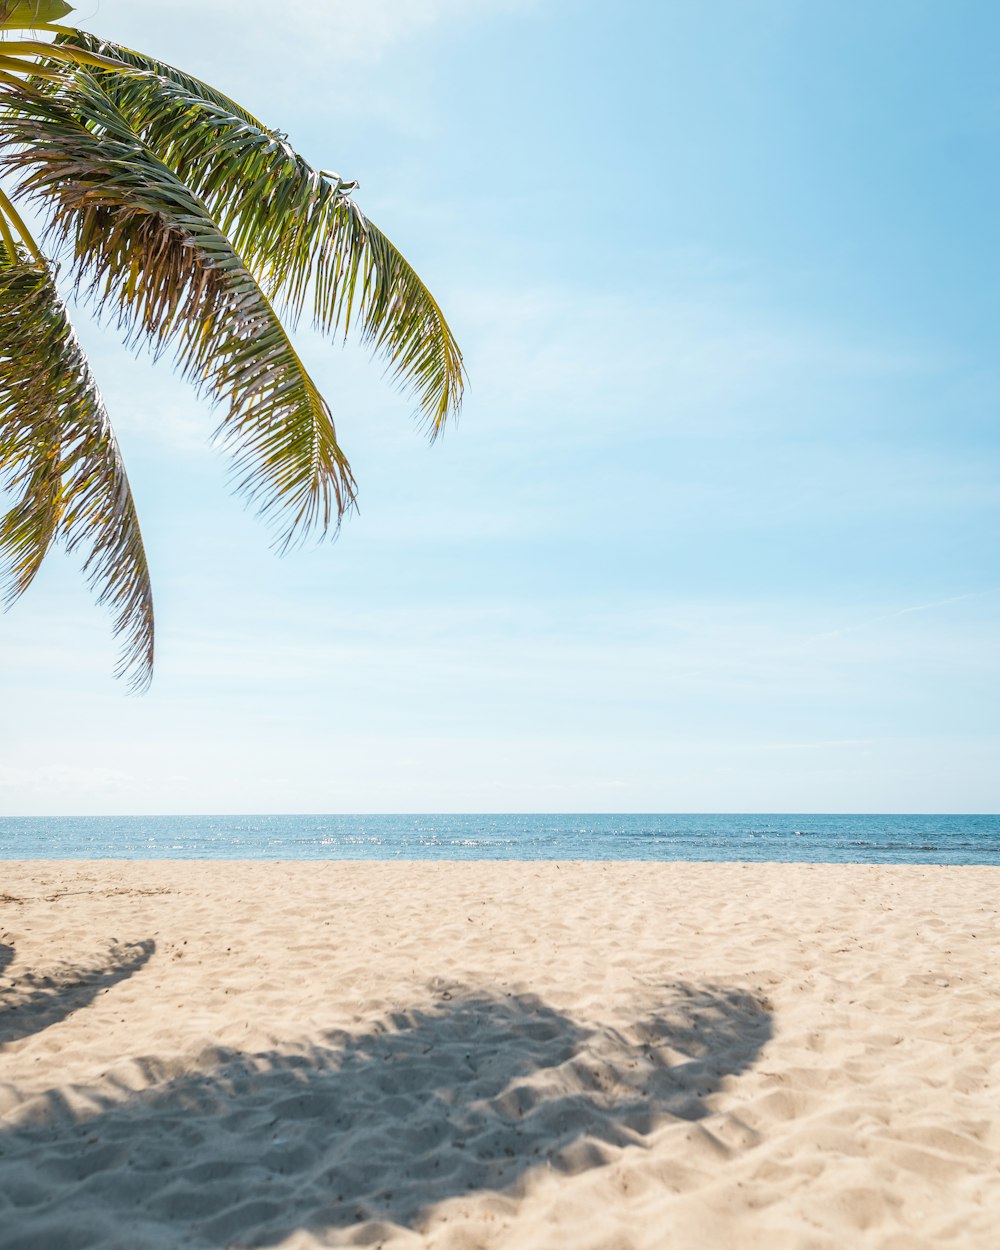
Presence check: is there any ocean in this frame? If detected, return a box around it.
[0,813,998,864]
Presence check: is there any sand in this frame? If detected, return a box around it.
[0,860,997,1250]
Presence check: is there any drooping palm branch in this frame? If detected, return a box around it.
[0,253,154,684]
[0,1,465,689]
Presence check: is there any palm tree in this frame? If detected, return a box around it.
[0,0,464,689]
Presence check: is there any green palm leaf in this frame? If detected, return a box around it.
[55,30,465,437]
[0,2,74,25]
[52,28,269,125]
[0,253,154,688]
[1,71,357,545]
[0,20,465,686]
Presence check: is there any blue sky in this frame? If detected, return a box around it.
[2,0,999,814]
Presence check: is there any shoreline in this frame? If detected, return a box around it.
[2,860,998,1248]
[5,813,999,868]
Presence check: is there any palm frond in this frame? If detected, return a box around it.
[53,32,465,436]
[0,252,154,688]
[53,28,265,125]
[0,185,43,259]
[325,207,465,437]
[0,72,356,545]
[0,2,74,26]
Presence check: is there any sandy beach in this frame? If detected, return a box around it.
[0,860,997,1249]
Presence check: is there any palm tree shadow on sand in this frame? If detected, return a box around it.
[0,981,771,1249]
[0,939,155,1048]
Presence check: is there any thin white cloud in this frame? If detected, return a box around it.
[79,0,535,78]
[457,280,939,437]
[812,587,1000,643]
[0,765,131,792]
[69,0,542,141]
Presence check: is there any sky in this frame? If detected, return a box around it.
[2,0,999,815]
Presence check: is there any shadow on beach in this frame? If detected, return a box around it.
[0,939,155,1048]
[0,979,770,1248]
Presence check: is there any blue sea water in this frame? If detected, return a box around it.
[0,813,998,864]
